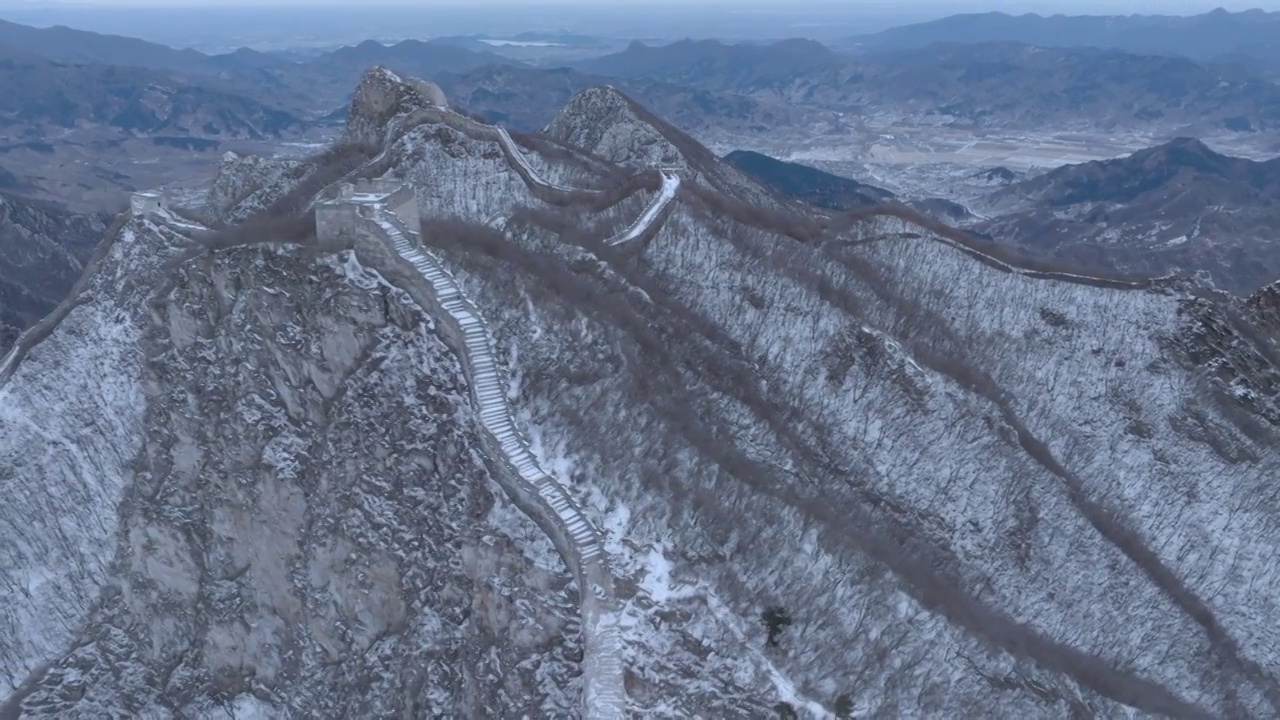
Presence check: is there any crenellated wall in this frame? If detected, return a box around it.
[316,182,419,251]
[382,187,419,228]
[315,202,361,251]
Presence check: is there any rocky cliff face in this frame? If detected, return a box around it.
[3,68,1279,719]
[344,66,447,148]
[203,151,310,224]
[1251,280,1280,334]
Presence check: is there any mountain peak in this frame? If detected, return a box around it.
[1136,136,1232,175]
[344,65,447,146]
[545,85,777,205]
[1003,135,1261,208]
[545,85,701,168]
[1160,136,1213,154]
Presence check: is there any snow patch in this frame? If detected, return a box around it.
[637,543,696,603]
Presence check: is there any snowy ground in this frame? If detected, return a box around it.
[598,504,834,719]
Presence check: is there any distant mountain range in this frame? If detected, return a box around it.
[574,38,845,91]
[0,49,304,139]
[723,138,1280,295]
[436,65,809,134]
[5,15,1279,147]
[841,8,1280,71]
[0,18,235,74]
[581,38,1280,134]
[978,137,1280,293]
[0,20,515,118]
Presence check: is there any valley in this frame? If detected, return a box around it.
[725,122,1280,200]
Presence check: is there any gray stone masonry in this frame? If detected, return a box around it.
[322,186,627,719]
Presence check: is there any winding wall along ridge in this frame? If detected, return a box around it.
[495,126,586,195]
[606,171,681,246]
[354,205,627,719]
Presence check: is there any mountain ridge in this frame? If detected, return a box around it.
[0,17,228,73]
[1,66,1278,719]
[843,8,1280,69]
[579,37,1280,133]
[0,44,307,140]
[980,137,1280,292]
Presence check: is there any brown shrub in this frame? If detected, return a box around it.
[262,142,380,218]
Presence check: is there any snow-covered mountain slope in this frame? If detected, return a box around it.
[204,151,310,224]
[4,67,1279,718]
[429,186,1280,717]
[381,73,1280,716]
[1,206,595,717]
[1,204,194,696]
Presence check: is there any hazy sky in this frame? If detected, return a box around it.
[12,0,1280,7]
[3,0,1275,52]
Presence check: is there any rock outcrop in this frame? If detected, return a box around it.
[345,66,448,147]
[204,151,310,224]
[544,85,777,207]
[1250,279,1280,333]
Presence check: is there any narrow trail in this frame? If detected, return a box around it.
[350,201,627,719]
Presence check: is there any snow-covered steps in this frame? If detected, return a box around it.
[494,126,582,195]
[362,207,626,719]
[606,170,681,246]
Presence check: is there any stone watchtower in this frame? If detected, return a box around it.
[315,180,419,250]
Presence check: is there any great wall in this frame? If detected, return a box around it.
[316,180,629,719]
[0,99,674,719]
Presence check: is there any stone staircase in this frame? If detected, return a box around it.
[359,206,626,719]
[494,126,582,195]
